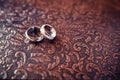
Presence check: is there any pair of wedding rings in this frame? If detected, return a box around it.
[25,24,56,42]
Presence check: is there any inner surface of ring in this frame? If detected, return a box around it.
[44,25,52,36]
[27,27,40,37]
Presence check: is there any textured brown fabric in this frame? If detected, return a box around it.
[0,0,120,80]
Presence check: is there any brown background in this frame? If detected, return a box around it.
[0,0,120,80]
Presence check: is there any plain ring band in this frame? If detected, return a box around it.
[25,26,44,42]
[40,24,56,40]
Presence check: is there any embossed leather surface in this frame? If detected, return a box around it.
[0,0,120,80]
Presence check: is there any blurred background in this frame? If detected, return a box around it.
[0,0,120,80]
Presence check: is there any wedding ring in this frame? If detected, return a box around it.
[40,24,56,40]
[25,26,44,42]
